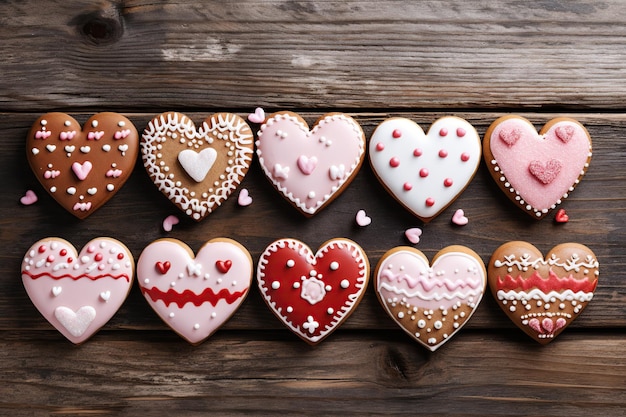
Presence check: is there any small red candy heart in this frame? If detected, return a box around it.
[156,261,171,274]
[555,208,569,223]
[216,260,232,274]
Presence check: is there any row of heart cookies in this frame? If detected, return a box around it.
[21,237,599,350]
[27,111,592,221]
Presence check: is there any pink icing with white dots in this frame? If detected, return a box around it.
[488,117,592,216]
[21,237,134,344]
[256,112,365,216]
[369,117,481,222]
[137,238,252,345]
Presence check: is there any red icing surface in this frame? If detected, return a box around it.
[141,286,247,308]
[258,240,366,340]
[496,270,597,293]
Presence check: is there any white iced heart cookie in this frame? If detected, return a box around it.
[142,112,254,221]
[21,237,134,344]
[256,111,366,216]
[137,238,253,345]
[369,117,481,222]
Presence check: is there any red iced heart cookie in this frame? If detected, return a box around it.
[141,112,254,221]
[369,117,481,222]
[257,238,369,344]
[256,112,366,216]
[26,113,138,219]
[374,246,486,351]
[488,241,599,344]
[483,116,592,219]
[21,237,134,344]
[137,238,252,345]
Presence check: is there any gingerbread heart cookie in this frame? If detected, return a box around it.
[257,238,369,344]
[27,113,138,218]
[141,112,254,221]
[374,246,486,351]
[21,237,134,344]
[488,241,599,344]
[256,112,366,216]
[483,116,592,219]
[369,117,481,222]
[137,238,252,345]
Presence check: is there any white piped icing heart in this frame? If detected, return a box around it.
[483,116,592,219]
[141,112,254,221]
[256,112,366,216]
[369,117,481,222]
[137,238,253,345]
[21,237,134,344]
[374,245,486,351]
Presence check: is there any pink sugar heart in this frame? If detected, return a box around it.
[404,228,422,244]
[355,209,371,227]
[451,209,469,226]
[162,215,180,232]
[247,107,266,124]
[528,159,562,185]
[20,189,38,205]
[238,188,253,206]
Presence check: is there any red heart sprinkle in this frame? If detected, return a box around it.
[555,208,569,223]
[156,261,171,274]
[216,260,232,274]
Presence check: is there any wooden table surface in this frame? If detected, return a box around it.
[1,1,625,415]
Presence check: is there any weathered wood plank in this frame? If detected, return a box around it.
[0,332,624,416]
[2,1,626,111]
[1,112,624,334]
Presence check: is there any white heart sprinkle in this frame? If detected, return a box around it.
[65,145,75,153]
[80,146,91,153]
[46,144,56,152]
[66,187,76,195]
[102,144,111,152]
[87,187,97,195]
[100,291,111,301]
[52,286,62,296]
[32,148,40,155]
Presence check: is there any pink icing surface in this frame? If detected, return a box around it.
[21,237,134,344]
[489,118,591,212]
[376,249,486,310]
[256,113,365,215]
[137,239,252,344]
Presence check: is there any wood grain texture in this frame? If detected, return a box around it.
[1,0,625,415]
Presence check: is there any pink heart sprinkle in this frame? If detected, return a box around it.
[247,107,266,123]
[499,127,521,147]
[555,125,575,143]
[297,155,318,175]
[528,318,543,334]
[404,228,422,244]
[355,209,371,227]
[20,190,38,205]
[529,159,562,184]
[238,188,253,207]
[162,215,180,232]
[451,209,469,226]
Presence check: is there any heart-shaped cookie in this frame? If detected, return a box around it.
[488,241,599,344]
[256,112,366,216]
[257,238,369,344]
[374,246,486,351]
[141,112,254,221]
[483,116,592,219]
[27,113,138,219]
[21,237,134,344]
[369,117,481,222]
[137,238,252,345]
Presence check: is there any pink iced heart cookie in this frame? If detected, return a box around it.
[137,238,252,345]
[369,117,481,222]
[488,242,599,344]
[256,112,366,216]
[374,246,486,351]
[257,238,369,344]
[483,116,592,219]
[142,112,254,221]
[21,237,134,344]
[27,113,138,219]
